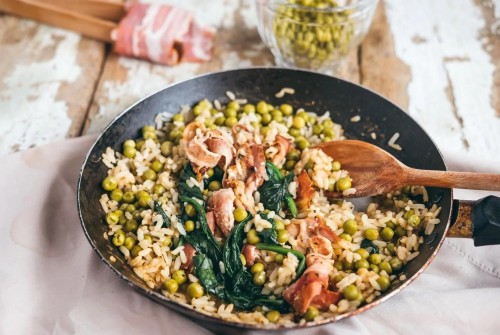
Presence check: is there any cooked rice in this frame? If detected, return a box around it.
[275,87,295,98]
[388,132,403,151]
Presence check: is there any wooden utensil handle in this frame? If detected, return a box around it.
[0,0,116,42]
[404,168,500,191]
[39,0,125,22]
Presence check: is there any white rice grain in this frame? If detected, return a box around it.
[226,91,236,100]
[350,115,361,122]
[275,87,295,98]
[388,132,403,151]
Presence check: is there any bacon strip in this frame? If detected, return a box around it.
[180,243,197,271]
[208,189,236,237]
[269,135,291,167]
[296,170,315,212]
[113,4,215,65]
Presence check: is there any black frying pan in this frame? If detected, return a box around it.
[77,68,500,334]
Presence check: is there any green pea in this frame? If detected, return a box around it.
[266,310,280,323]
[165,279,179,293]
[387,243,396,254]
[227,101,240,110]
[233,208,248,222]
[336,177,352,191]
[110,188,123,202]
[187,282,204,298]
[112,230,125,246]
[343,219,358,235]
[364,228,379,241]
[284,160,296,171]
[292,116,306,129]
[380,227,394,241]
[131,245,142,258]
[322,128,335,138]
[123,146,137,158]
[215,116,225,126]
[206,168,214,178]
[124,219,138,232]
[162,236,172,247]
[261,113,272,125]
[311,124,323,135]
[253,271,266,286]
[377,275,390,291]
[332,161,341,171]
[339,233,352,242]
[389,257,403,271]
[277,229,289,244]
[160,141,173,156]
[261,126,270,136]
[224,117,238,127]
[185,220,195,233]
[275,221,285,231]
[135,139,145,151]
[123,139,135,148]
[138,195,152,208]
[408,214,421,227]
[208,180,222,192]
[343,284,359,301]
[385,220,396,229]
[280,104,293,116]
[296,137,309,150]
[370,264,380,273]
[334,261,343,271]
[355,248,370,259]
[102,176,118,191]
[403,210,415,220]
[286,149,301,161]
[168,128,182,141]
[251,262,265,274]
[274,253,284,264]
[136,190,148,199]
[343,260,354,271]
[224,108,237,118]
[369,253,382,265]
[243,104,255,114]
[379,261,392,274]
[106,211,120,225]
[355,259,369,270]
[143,169,157,181]
[304,306,319,321]
[150,160,163,173]
[125,204,136,213]
[185,204,197,218]
[322,119,334,128]
[247,229,261,244]
[172,270,187,285]
[153,184,166,195]
[395,226,406,237]
[124,236,136,250]
[256,101,269,115]
[143,130,157,140]
[289,128,301,138]
[172,114,184,122]
[272,111,283,122]
[143,234,153,244]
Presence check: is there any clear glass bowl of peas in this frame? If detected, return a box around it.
[256,0,378,73]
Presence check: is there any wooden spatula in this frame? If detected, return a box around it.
[316,140,500,198]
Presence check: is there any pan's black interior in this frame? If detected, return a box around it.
[78,68,452,333]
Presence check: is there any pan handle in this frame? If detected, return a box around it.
[447,196,500,246]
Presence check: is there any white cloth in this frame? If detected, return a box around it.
[1,136,499,335]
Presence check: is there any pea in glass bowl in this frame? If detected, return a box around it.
[256,0,378,73]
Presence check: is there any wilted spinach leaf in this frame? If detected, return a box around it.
[258,162,297,217]
[256,213,278,245]
[360,239,379,254]
[256,243,306,279]
[179,164,203,201]
[193,254,225,300]
[153,201,171,228]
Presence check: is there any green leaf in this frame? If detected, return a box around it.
[153,201,171,228]
[360,239,379,254]
[285,195,298,218]
[258,162,296,215]
[222,214,252,278]
[180,196,221,265]
[179,164,203,201]
[193,254,225,300]
[256,213,278,245]
[255,243,306,279]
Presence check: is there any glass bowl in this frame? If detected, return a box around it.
[256,0,378,73]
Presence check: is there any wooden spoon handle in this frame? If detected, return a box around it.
[0,0,116,42]
[404,168,500,191]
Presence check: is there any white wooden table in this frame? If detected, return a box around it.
[1,0,499,158]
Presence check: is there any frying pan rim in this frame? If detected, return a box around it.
[77,67,453,330]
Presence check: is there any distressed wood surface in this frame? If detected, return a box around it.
[0,0,499,159]
[0,14,105,154]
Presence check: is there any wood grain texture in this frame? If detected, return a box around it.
[0,15,105,154]
[381,0,500,157]
[359,1,411,110]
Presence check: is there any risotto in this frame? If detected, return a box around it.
[98,95,441,326]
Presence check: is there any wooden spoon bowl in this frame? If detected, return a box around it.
[316,140,500,198]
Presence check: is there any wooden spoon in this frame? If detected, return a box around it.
[316,140,500,198]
